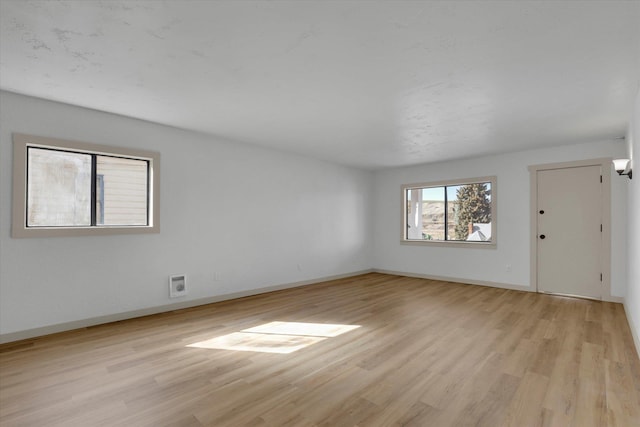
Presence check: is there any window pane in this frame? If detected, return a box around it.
[406,186,446,240]
[96,156,148,226]
[403,177,495,245]
[27,148,92,226]
[451,182,492,242]
[422,187,445,240]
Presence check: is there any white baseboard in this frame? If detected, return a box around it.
[0,269,374,344]
[623,300,640,359]
[3,268,629,347]
[373,269,533,293]
[373,269,625,303]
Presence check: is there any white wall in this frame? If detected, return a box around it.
[0,91,374,338]
[1,89,634,343]
[372,140,628,296]
[625,90,640,355]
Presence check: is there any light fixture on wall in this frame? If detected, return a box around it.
[613,159,632,179]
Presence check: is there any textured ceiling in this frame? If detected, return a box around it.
[1,1,639,169]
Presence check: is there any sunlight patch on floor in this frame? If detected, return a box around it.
[187,321,361,354]
[243,321,361,337]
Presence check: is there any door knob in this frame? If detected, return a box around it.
[539,234,546,239]
[539,210,544,214]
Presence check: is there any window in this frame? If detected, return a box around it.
[12,133,160,237]
[402,176,496,247]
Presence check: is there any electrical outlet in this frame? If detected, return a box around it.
[169,275,187,298]
[506,264,512,272]
[214,272,221,281]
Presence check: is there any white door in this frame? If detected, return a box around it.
[536,165,602,299]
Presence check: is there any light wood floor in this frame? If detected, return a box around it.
[1,273,639,427]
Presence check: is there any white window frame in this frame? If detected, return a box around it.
[401,176,497,248]
[12,133,160,238]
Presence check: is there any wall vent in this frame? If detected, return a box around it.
[169,275,187,298]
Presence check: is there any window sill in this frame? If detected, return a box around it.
[400,240,496,249]
[11,225,159,238]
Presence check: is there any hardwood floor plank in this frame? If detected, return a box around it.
[1,273,639,426]
[605,359,639,427]
[574,342,608,427]
[437,372,521,427]
[498,371,549,427]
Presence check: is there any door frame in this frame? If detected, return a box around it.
[528,158,615,301]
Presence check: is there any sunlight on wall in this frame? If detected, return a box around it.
[187,321,361,354]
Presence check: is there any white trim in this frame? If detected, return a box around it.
[528,158,613,301]
[399,240,496,249]
[604,295,624,303]
[375,269,624,302]
[0,270,373,344]
[373,269,532,293]
[623,301,640,359]
[538,290,623,303]
[2,269,626,345]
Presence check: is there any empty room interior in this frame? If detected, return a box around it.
[1,1,639,426]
